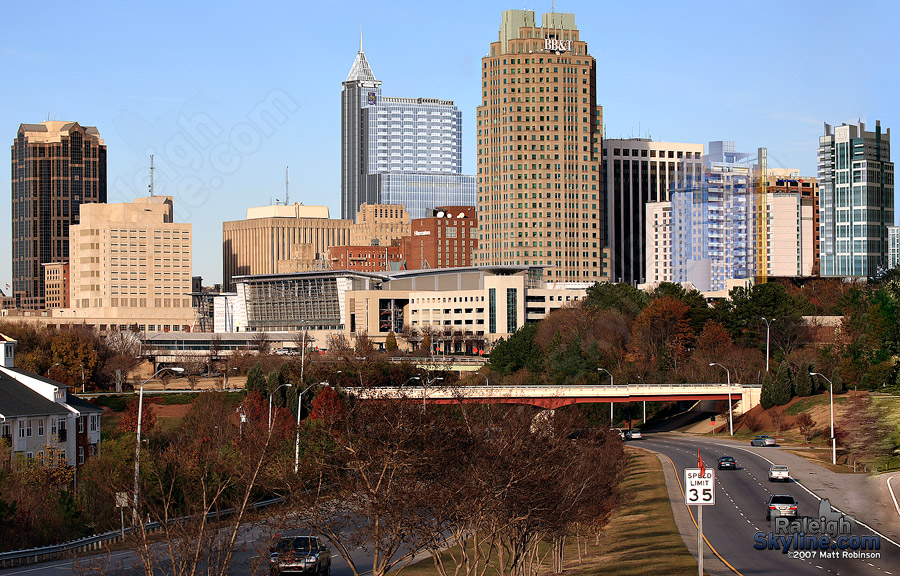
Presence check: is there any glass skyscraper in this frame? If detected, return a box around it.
[670,142,759,292]
[341,43,475,221]
[818,121,893,277]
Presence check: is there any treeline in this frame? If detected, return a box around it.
[61,387,624,576]
[0,322,142,390]
[489,275,900,399]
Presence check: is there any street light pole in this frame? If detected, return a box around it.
[810,372,836,465]
[134,366,183,525]
[422,377,443,411]
[598,368,614,427]
[708,363,733,436]
[269,383,294,431]
[294,382,318,474]
[761,318,775,373]
[80,364,85,394]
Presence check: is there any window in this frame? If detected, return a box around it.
[488,288,497,334]
[78,417,84,433]
[26,420,32,437]
[507,288,518,333]
[89,415,97,432]
[37,419,44,436]
[18,421,25,439]
[78,446,84,465]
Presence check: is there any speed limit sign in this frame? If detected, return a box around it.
[684,468,715,505]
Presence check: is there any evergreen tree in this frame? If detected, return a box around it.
[773,362,793,406]
[831,368,844,394]
[793,364,813,397]
[385,331,398,353]
[760,371,775,409]
[246,363,265,394]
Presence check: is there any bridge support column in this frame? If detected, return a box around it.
[735,387,761,416]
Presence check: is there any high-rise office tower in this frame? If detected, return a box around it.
[476,10,603,282]
[341,40,475,221]
[10,121,107,309]
[603,139,703,284]
[818,121,893,277]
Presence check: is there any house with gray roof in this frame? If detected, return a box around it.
[0,334,101,467]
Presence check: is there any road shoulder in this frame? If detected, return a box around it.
[639,445,737,576]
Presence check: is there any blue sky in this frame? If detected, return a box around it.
[2,0,898,286]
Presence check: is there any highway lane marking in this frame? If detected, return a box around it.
[887,474,900,519]
[651,439,894,574]
[650,449,746,576]
[702,440,900,551]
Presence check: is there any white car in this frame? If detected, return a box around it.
[768,465,790,482]
[625,429,643,440]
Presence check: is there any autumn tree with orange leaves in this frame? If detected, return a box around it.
[629,296,694,370]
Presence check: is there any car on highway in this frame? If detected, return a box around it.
[269,535,331,576]
[625,429,643,440]
[750,435,777,447]
[766,494,798,521]
[768,464,790,482]
[717,456,736,470]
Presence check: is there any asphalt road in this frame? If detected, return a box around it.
[640,434,900,576]
[0,523,383,576]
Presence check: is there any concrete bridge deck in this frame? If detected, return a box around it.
[350,383,761,412]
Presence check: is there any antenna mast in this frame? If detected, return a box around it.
[285,166,290,205]
[149,154,155,197]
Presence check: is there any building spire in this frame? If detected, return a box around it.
[360,24,363,52]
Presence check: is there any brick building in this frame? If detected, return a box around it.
[402,206,478,270]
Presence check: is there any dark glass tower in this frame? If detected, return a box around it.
[10,121,107,309]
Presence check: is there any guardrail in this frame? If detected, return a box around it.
[0,497,283,568]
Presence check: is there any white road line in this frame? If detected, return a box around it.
[887,474,900,519]
[702,439,900,550]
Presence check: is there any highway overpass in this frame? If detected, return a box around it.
[350,383,760,413]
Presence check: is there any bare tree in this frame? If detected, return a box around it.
[796,412,816,442]
[770,408,785,439]
[252,331,271,355]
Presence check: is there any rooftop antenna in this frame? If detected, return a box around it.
[149,154,155,196]
[285,166,290,205]
[359,24,363,52]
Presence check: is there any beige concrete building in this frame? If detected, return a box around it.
[761,191,816,277]
[645,201,673,284]
[350,204,410,246]
[42,262,70,309]
[223,203,410,290]
[49,196,195,332]
[476,10,604,283]
[345,266,587,351]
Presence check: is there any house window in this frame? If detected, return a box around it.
[26,420,32,437]
[89,415,97,432]
[59,450,66,467]
[78,417,84,433]
[18,421,25,438]
[51,418,57,436]
[26,452,34,462]
[37,419,44,436]
[78,446,84,465]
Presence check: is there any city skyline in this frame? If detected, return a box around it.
[2,0,898,285]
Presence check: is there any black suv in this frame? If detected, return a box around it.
[269,535,331,576]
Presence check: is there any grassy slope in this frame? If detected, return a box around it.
[395,447,697,576]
